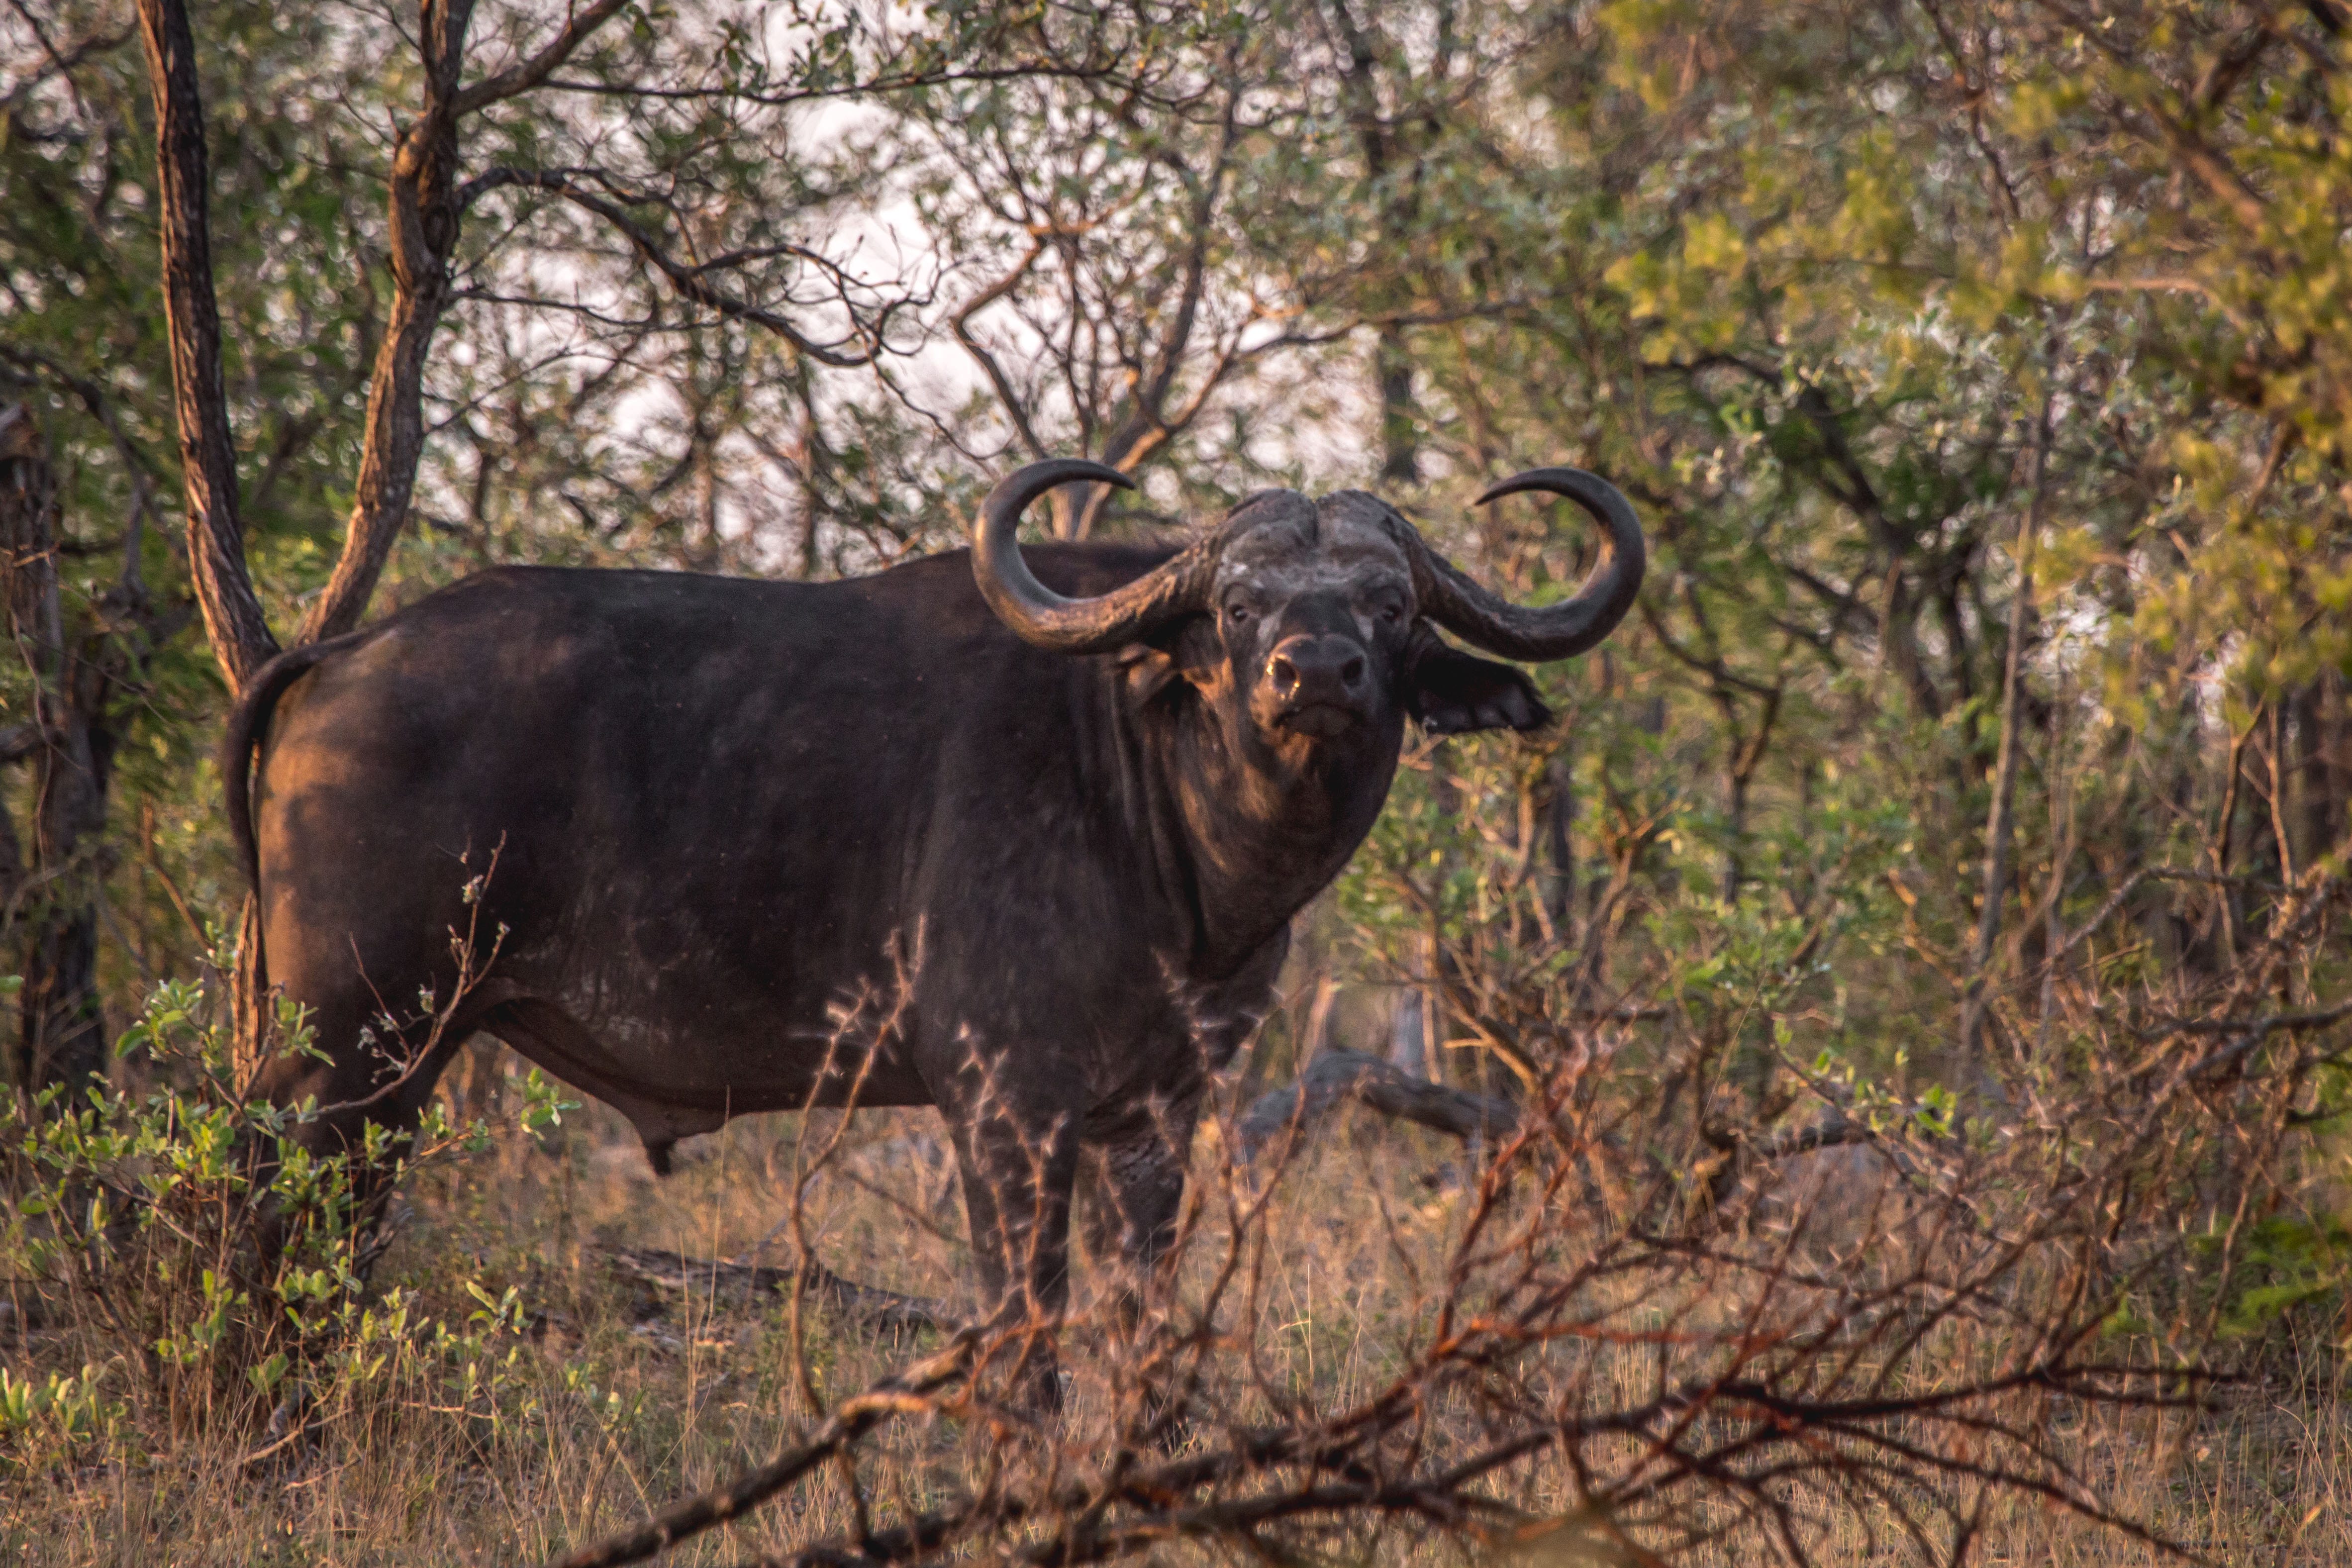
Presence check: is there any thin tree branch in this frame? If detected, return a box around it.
[449,0,633,115]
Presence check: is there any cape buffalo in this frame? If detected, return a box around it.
[227,459,1642,1383]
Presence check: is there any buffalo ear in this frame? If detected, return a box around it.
[1117,642,1182,704]
[1118,617,1223,705]
[1406,631,1552,735]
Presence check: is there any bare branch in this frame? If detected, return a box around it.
[463,170,904,368]
[448,0,634,116]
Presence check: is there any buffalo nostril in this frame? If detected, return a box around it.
[1340,655,1366,686]
[1270,655,1299,695]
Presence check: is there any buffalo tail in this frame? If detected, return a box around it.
[221,634,364,894]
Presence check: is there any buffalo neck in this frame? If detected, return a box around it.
[1108,669,1401,979]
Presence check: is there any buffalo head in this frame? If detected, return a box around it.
[970,459,1646,759]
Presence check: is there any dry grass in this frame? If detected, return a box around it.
[5,1067,2347,1568]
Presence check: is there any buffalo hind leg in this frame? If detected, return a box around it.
[247,995,475,1162]
[242,996,474,1274]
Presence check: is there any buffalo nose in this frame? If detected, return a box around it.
[1267,635,1368,701]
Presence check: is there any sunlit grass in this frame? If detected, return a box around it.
[6,1062,2344,1566]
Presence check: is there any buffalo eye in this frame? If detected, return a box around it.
[1378,601,1403,624]
[1224,602,1253,626]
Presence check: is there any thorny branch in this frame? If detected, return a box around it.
[532,850,2338,1568]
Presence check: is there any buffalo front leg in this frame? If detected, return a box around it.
[1081,1100,1198,1443]
[944,1082,1081,1418]
[1081,1098,1199,1324]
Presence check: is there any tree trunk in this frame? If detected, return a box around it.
[1327,0,1424,487]
[295,40,469,645]
[1541,741,1575,941]
[135,0,279,695]
[137,0,291,1086]
[2292,672,2349,869]
[1957,397,2052,1098]
[0,405,111,1097]
[1374,325,1420,485]
[137,0,633,1085]
[1388,954,1433,1079]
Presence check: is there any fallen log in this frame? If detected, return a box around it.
[599,1244,949,1334]
[1231,1048,1518,1161]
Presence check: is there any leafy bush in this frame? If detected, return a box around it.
[0,942,574,1471]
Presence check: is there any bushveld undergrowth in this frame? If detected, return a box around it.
[0,939,574,1489]
[3,826,2349,1566]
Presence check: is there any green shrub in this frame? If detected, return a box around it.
[0,945,574,1470]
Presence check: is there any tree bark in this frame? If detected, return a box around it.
[0,406,112,1096]
[134,0,279,693]
[2291,672,2349,868]
[1374,325,1420,484]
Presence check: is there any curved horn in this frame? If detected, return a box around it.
[972,458,1216,654]
[1410,467,1647,662]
